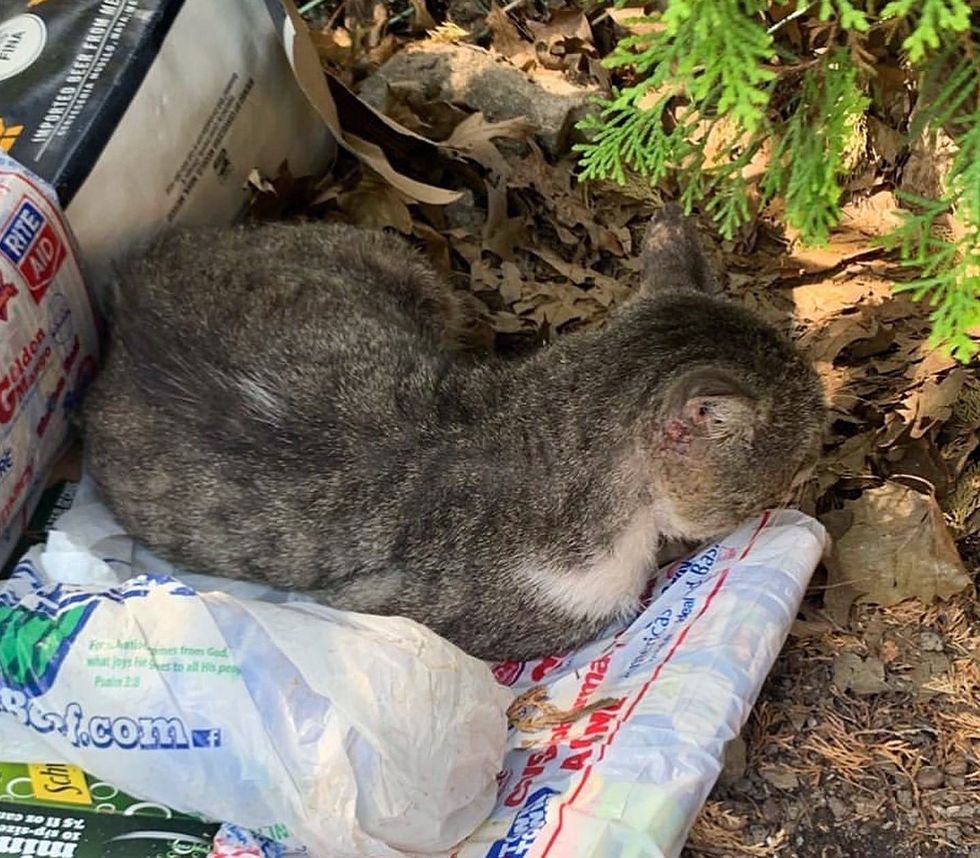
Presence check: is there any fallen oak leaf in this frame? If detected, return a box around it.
[529,246,630,306]
[526,10,596,70]
[526,10,594,48]
[411,222,452,277]
[442,111,537,178]
[894,367,968,441]
[822,482,971,623]
[605,7,663,37]
[336,167,414,233]
[487,311,535,334]
[483,178,529,260]
[407,0,436,32]
[486,4,533,67]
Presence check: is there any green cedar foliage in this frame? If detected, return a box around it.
[576,0,979,360]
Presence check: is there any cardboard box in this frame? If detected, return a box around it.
[0,761,220,857]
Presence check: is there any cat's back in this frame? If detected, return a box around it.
[103,221,450,440]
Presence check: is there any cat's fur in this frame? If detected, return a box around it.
[83,206,825,661]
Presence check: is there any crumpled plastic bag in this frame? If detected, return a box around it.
[0,478,512,858]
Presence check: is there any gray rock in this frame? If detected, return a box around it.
[915,766,945,789]
[359,43,600,156]
[718,735,748,788]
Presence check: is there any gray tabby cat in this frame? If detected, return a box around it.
[83,206,825,662]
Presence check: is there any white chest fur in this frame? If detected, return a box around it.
[525,509,660,622]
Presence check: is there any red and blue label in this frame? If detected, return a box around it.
[0,197,65,305]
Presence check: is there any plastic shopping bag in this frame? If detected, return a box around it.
[0,477,512,858]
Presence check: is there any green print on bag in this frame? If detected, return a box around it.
[0,598,96,698]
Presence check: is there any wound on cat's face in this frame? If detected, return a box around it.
[650,365,819,540]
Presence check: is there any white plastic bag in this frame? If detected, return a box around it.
[0,477,512,858]
[457,509,826,858]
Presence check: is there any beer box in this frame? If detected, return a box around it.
[0,0,336,291]
[0,803,219,858]
[0,761,204,820]
[0,761,220,857]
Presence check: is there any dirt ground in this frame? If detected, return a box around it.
[278,2,980,854]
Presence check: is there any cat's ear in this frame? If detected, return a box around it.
[660,367,764,451]
[640,204,719,296]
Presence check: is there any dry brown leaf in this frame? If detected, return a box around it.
[497,261,524,304]
[824,433,875,480]
[783,235,878,274]
[525,10,595,72]
[309,27,355,69]
[791,278,892,325]
[636,83,676,112]
[823,482,972,622]
[442,112,536,177]
[527,10,593,46]
[606,7,663,36]
[798,313,878,363]
[412,222,452,277]
[529,247,629,305]
[483,178,528,259]
[486,4,535,67]
[894,368,968,440]
[832,652,891,695]
[408,0,437,32]
[486,311,534,334]
[469,257,500,293]
[839,190,904,237]
[336,168,414,233]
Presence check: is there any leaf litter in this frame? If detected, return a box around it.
[250,2,980,854]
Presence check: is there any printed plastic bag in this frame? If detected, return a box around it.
[0,152,100,567]
[458,509,827,858]
[0,476,512,858]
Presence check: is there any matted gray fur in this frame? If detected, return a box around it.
[83,206,825,661]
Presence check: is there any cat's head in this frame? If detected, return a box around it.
[646,356,826,542]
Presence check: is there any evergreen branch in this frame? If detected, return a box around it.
[763,49,869,245]
[880,0,972,61]
[577,0,979,360]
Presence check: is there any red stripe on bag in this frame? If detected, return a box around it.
[538,511,772,857]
